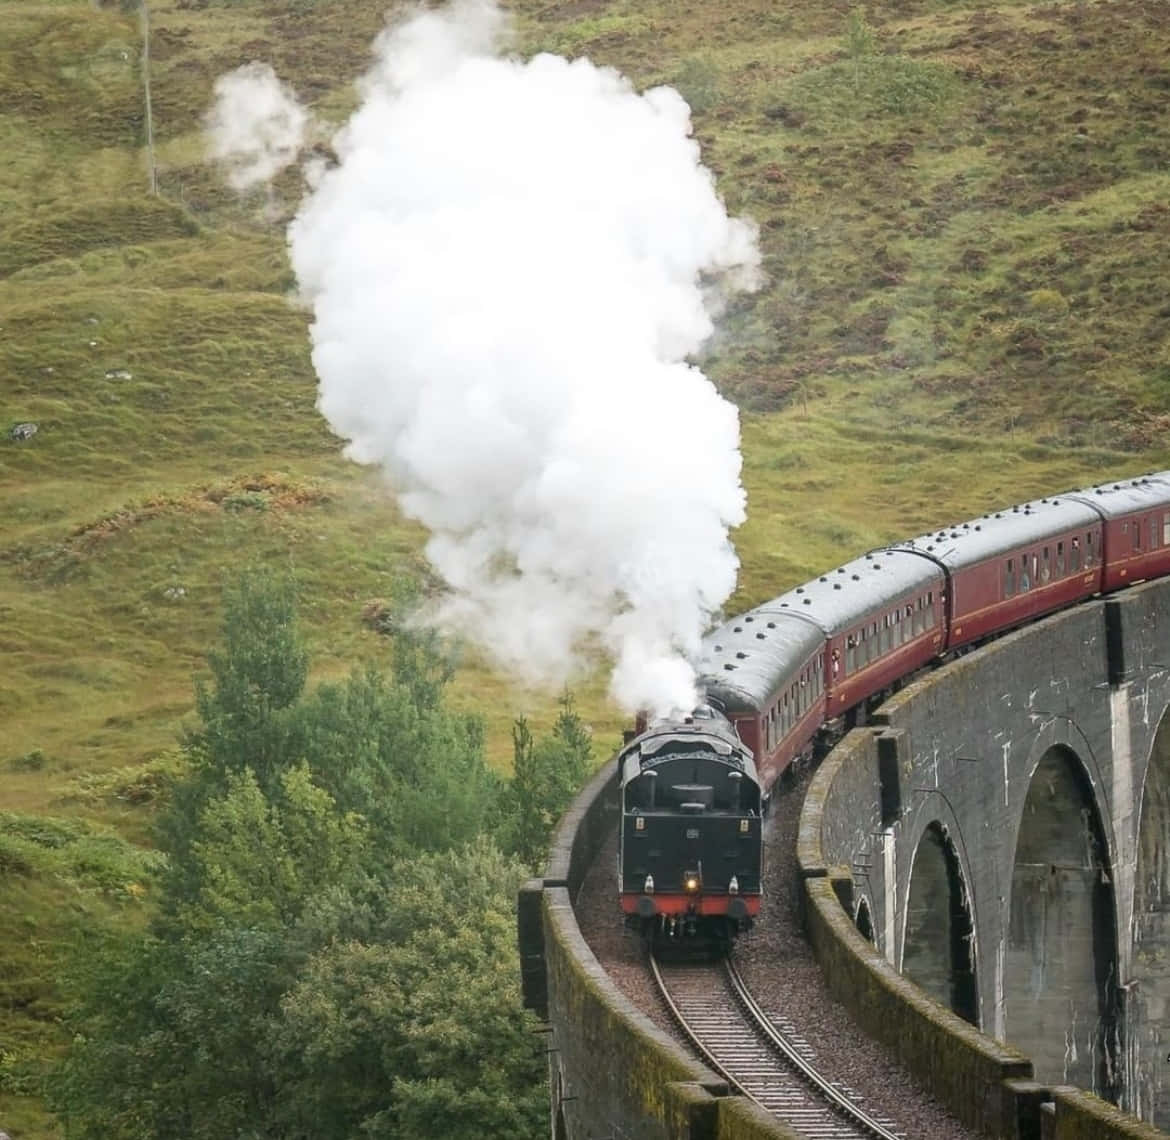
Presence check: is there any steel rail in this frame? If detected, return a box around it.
[649,951,904,1140]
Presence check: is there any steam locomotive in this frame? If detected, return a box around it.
[619,470,1170,943]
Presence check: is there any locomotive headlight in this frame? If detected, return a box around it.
[643,874,654,894]
[683,871,701,894]
[739,819,750,834]
[728,876,739,895]
[634,816,645,831]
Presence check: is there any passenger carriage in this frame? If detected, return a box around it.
[1066,473,1170,592]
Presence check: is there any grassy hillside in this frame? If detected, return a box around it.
[1,0,1167,1133]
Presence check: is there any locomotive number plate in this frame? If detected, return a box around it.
[686,828,700,839]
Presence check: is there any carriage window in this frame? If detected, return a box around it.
[1056,542,1065,575]
[1085,532,1095,567]
[1041,547,1050,583]
[1071,536,1081,572]
[1164,513,1170,545]
[846,637,856,673]
[926,592,935,626]
[1020,553,1031,591]
[1004,558,1015,597]
[1134,520,1143,551]
[1151,517,1159,549]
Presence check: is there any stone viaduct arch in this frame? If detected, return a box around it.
[1130,705,1170,1124]
[854,893,874,943]
[902,820,978,1025]
[1003,743,1119,1099]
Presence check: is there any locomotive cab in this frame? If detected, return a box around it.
[617,706,763,943]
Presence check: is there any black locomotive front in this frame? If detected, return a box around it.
[617,706,763,942]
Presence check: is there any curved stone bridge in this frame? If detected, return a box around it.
[519,576,1170,1139]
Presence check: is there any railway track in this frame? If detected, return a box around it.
[649,952,905,1140]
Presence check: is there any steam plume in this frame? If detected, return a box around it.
[205,62,308,190]
[286,0,759,715]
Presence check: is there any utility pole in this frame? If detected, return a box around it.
[141,0,157,195]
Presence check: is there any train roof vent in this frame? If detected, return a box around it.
[767,621,776,628]
[852,573,860,580]
[733,626,743,632]
[736,651,747,659]
[713,644,722,652]
[872,562,882,570]
[724,663,735,671]
[803,598,812,605]
[962,523,970,529]
[819,576,828,582]
[1013,505,1020,512]
[833,583,842,590]
[837,567,846,574]
[927,544,935,551]
[995,512,1003,518]
[975,524,982,531]
[1096,489,1104,495]
[865,552,873,559]
[781,602,789,607]
[744,615,754,622]
[756,632,765,639]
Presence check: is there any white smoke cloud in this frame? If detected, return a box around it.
[286,0,759,715]
[205,62,309,190]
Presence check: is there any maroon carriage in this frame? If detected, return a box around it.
[889,497,1104,653]
[1066,473,1170,592]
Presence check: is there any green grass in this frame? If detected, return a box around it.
[2,0,1169,1133]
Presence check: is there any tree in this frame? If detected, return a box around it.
[292,659,499,862]
[157,570,308,906]
[503,693,593,867]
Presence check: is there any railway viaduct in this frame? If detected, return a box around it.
[519,574,1170,1140]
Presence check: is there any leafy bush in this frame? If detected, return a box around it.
[673,56,722,115]
[786,56,957,123]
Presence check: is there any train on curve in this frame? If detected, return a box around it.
[618,469,1170,944]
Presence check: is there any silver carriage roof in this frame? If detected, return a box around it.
[698,550,942,713]
[618,709,758,787]
[888,494,1101,572]
[1063,470,1170,520]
